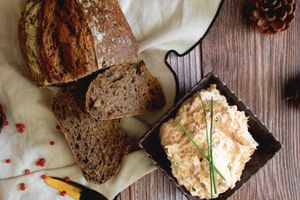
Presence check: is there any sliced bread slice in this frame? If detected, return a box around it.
[85,61,166,120]
[51,91,129,184]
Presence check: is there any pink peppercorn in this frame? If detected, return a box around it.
[36,158,46,167]
[15,123,25,133]
[16,123,25,129]
[24,169,30,175]
[18,128,24,133]
[60,191,67,196]
[41,175,47,180]
[63,176,70,182]
[20,183,26,191]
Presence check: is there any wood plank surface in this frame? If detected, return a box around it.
[120,0,300,199]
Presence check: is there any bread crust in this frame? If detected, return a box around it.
[18,0,138,87]
[38,0,98,84]
[75,0,138,68]
[18,0,47,86]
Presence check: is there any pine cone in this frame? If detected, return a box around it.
[285,76,300,108]
[247,0,297,34]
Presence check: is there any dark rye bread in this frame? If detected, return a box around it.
[86,61,166,120]
[38,0,97,84]
[18,0,138,87]
[51,91,130,184]
[77,0,138,68]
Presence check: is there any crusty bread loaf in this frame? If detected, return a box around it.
[51,91,130,184]
[38,0,98,85]
[75,0,138,68]
[18,0,138,87]
[85,61,166,120]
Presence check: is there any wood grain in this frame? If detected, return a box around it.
[202,0,300,199]
[120,0,300,199]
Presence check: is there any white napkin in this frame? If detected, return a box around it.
[0,0,222,199]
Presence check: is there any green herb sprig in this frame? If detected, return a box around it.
[176,93,225,199]
[200,95,216,196]
[176,122,224,179]
[209,97,217,196]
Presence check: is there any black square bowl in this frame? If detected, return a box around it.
[139,73,282,200]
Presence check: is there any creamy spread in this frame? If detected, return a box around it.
[160,85,258,199]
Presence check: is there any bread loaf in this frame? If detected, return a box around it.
[85,61,166,120]
[18,0,138,87]
[38,0,98,85]
[51,91,130,184]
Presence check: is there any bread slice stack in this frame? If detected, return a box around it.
[18,0,166,184]
[52,91,129,184]
[50,61,165,184]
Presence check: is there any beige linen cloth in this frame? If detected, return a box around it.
[0,0,222,199]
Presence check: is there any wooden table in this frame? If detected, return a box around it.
[119,0,300,199]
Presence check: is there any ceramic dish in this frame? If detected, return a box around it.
[139,73,282,200]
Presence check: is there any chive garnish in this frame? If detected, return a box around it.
[199,94,214,197]
[176,122,225,180]
[200,95,216,197]
[177,122,208,159]
[210,98,217,195]
[199,95,225,179]
[176,93,226,199]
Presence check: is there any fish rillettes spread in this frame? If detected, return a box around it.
[160,85,258,199]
